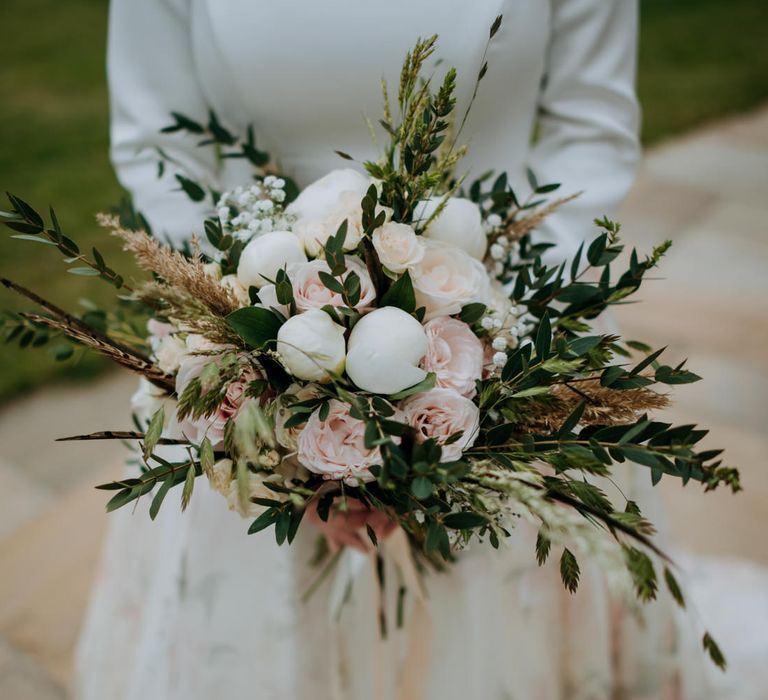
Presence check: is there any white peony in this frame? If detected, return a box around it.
[412,240,491,320]
[416,196,488,260]
[345,307,428,394]
[286,168,371,221]
[236,230,306,289]
[276,308,346,381]
[371,222,425,273]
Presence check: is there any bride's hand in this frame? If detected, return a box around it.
[306,497,396,554]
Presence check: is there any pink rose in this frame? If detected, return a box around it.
[288,257,375,312]
[297,399,381,483]
[176,355,261,447]
[399,388,480,462]
[412,240,491,319]
[421,317,484,398]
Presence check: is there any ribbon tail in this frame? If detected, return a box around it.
[384,528,433,700]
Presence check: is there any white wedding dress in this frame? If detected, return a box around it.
[75,1,766,698]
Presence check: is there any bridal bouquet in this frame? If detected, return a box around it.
[1,19,736,667]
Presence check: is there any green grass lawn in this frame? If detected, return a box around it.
[0,0,766,403]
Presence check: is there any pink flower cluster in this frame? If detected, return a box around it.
[297,320,483,482]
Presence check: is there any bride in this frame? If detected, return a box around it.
[74,1,750,698]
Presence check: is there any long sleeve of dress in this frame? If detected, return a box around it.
[527,0,640,259]
[108,0,223,244]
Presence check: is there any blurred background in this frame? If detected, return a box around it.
[0,0,766,696]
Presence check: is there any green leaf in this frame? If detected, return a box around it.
[318,271,344,294]
[388,372,436,399]
[489,14,503,38]
[703,632,727,671]
[425,520,444,553]
[567,335,602,356]
[624,546,657,602]
[617,420,651,446]
[275,507,291,545]
[443,512,486,529]
[67,267,100,276]
[143,406,165,461]
[149,476,173,521]
[557,400,585,438]
[559,548,580,593]
[535,312,551,360]
[379,271,416,313]
[226,306,284,348]
[459,302,486,324]
[366,523,378,547]
[6,193,43,228]
[535,530,551,566]
[10,234,56,245]
[199,437,215,476]
[248,507,280,534]
[411,476,433,500]
[181,463,196,511]
[560,547,581,593]
[664,567,686,609]
[364,421,379,449]
[629,346,666,376]
[655,365,702,385]
[344,270,362,307]
[175,174,206,202]
[511,386,550,399]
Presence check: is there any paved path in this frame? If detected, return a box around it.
[0,106,766,696]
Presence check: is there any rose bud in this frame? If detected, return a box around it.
[345,306,428,394]
[236,230,306,289]
[276,308,346,381]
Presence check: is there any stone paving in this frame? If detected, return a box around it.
[0,106,766,696]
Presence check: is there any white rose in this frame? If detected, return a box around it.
[130,377,165,425]
[276,308,346,381]
[286,168,371,221]
[153,334,186,374]
[203,261,222,279]
[236,230,306,289]
[288,257,376,312]
[220,274,251,306]
[372,222,425,273]
[293,191,391,257]
[256,283,290,318]
[207,458,234,494]
[130,378,181,437]
[416,197,488,260]
[412,240,491,320]
[345,306,428,394]
[226,470,287,518]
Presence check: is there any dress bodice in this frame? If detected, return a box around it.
[108,0,640,256]
[187,0,549,183]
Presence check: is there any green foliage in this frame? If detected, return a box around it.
[703,631,727,671]
[559,548,580,593]
[226,307,284,349]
